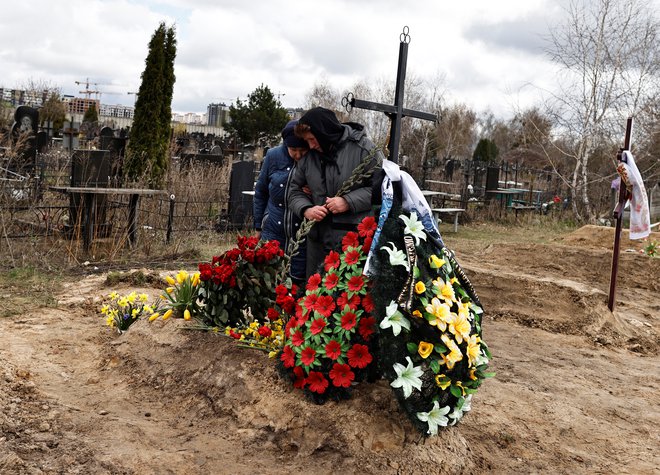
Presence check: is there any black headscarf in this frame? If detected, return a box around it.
[298,107,344,155]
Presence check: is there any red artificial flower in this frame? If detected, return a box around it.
[340,311,357,331]
[258,326,272,338]
[341,232,360,251]
[284,318,298,338]
[362,235,373,254]
[242,249,255,263]
[324,340,342,360]
[280,295,295,314]
[315,295,336,318]
[343,249,361,266]
[329,363,355,388]
[275,284,289,297]
[303,294,318,314]
[324,251,341,271]
[347,275,365,292]
[198,263,213,281]
[358,316,376,340]
[293,366,306,389]
[229,329,241,340]
[306,273,322,291]
[291,330,305,347]
[280,345,295,368]
[300,346,317,366]
[266,308,280,321]
[310,318,327,335]
[306,371,329,394]
[324,272,339,290]
[337,292,361,311]
[291,283,299,296]
[357,216,377,237]
[347,344,373,368]
[361,294,375,313]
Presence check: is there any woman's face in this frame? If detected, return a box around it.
[287,147,308,161]
[301,131,322,152]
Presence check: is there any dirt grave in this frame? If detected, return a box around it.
[1,225,658,474]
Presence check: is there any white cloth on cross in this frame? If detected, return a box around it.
[620,150,650,240]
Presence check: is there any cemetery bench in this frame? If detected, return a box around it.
[431,208,465,233]
[50,186,167,252]
[509,202,538,218]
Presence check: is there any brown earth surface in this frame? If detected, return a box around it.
[1,224,658,474]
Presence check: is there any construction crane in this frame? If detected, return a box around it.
[75,78,126,99]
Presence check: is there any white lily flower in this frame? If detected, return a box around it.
[399,212,427,246]
[417,400,451,435]
[380,301,411,336]
[380,242,409,271]
[391,356,424,398]
[448,394,473,426]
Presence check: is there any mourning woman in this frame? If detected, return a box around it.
[288,107,384,277]
[253,120,309,286]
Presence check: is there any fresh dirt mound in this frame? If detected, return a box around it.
[561,224,659,252]
[1,226,659,474]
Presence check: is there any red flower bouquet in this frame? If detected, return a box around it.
[197,236,285,328]
[279,216,379,403]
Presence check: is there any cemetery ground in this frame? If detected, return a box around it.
[0,221,658,475]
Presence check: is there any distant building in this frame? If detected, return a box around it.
[207,102,230,127]
[0,87,48,107]
[65,97,101,115]
[99,103,135,119]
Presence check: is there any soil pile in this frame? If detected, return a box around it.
[1,224,658,474]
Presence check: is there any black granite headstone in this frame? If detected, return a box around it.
[228,160,255,227]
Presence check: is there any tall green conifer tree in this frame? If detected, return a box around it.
[125,22,177,188]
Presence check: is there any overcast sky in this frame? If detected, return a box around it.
[0,0,651,119]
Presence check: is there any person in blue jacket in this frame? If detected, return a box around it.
[253,120,309,286]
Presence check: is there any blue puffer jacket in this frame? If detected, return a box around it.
[253,144,306,282]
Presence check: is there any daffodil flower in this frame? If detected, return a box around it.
[165,276,176,286]
[380,301,410,336]
[390,356,423,398]
[416,400,450,435]
[191,273,200,287]
[176,270,189,284]
[399,212,427,246]
[380,242,409,271]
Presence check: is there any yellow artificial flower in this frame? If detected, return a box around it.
[165,276,176,286]
[425,298,452,331]
[148,313,160,322]
[131,308,139,318]
[439,280,456,304]
[162,309,173,320]
[450,277,458,285]
[469,368,478,380]
[191,273,200,287]
[435,374,451,390]
[109,291,119,300]
[418,341,434,359]
[117,297,128,308]
[448,311,471,344]
[466,334,481,367]
[100,305,109,315]
[184,309,191,321]
[139,293,148,302]
[268,350,278,358]
[457,301,471,321]
[176,270,189,284]
[412,310,423,319]
[429,254,446,269]
[440,334,463,369]
[106,315,115,327]
[414,281,426,294]
[166,287,175,294]
[456,381,466,396]
[127,292,137,304]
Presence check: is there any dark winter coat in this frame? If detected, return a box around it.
[288,123,383,277]
[253,144,306,282]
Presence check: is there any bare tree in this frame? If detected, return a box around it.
[545,0,660,221]
[434,103,478,163]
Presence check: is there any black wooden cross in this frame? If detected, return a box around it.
[341,26,438,164]
[607,117,634,311]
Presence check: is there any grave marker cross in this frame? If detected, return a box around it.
[341,26,438,164]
